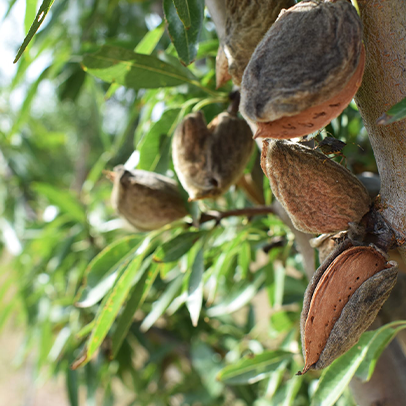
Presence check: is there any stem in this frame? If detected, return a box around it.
[198,205,276,225]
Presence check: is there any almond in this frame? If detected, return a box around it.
[109,166,188,231]
[172,111,254,201]
[261,140,371,234]
[299,241,398,374]
[220,0,295,87]
[240,0,363,138]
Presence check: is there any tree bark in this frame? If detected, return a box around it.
[355,0,406,262]
[353,1,406,404]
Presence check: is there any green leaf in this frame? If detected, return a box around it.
[311,322,406,406]
[75,236,143,307]
[153,231,202,263]
[137,108,181,171]
[238,241,251,279]
[186,246,204,326]
[207,270,266,317]
[377,96,406,125]
[170,0,192,28]
[32,183,86,223]
[24,0,38,34]
[14,0,56,63]
[134,23,165,54]
[110,260,153,358]
[217,350,293,385]
[71,242,152,369]
[66,367,79,406]
[82,45,199,90]
[355,323,406,381]
[163,0,204,65]
[140,274,184,332]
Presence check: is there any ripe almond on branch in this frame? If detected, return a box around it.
[261,140,371,234]
[107,166,188,231]
[172,111,254,201]
[240,0,364,139]
[217,0,295,87]
[299,241,398,374]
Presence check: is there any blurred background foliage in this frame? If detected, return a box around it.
[0,0,382,405]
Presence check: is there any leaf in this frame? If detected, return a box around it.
[25,0,38,34]
[82,45,198,90]
[355,322,406,381]
[217,350,293,385]
[187,246,205,326]
[66,367,79,406]
[170,0,192,28]
[153,231,202,263]
[71,243,151,369]
[137,108,181,171]
[134,23,165,54]
[110,260,153,358]
[377,96,406,125]
[311,321,406,406]
[75,236,143,307]
[282,374,302,406]
[207,270,266,317]
[140,274,184,332]
[163,0,204,65]
[14,0,56,63]
[32,183,86,223]
[238,241,251,280]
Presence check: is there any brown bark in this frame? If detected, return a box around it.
[355,0,406,261]
[353,1,406,404]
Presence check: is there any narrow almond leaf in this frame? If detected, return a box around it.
[24,0,37,34]
[32,183,86,223]
[110,261,153,358]
[75,236,143,307]
[238,241,251,280]
[71,244,151,369]
[163,0,204,65]
[104,24,166,100]
[207,270,266,317]
[171,0,192,28]
[134,23,165,54]
[140,274,183,332]
[311,321,406,406]
[153,231,202,263]
[82,45,198,89]
[377,96,406,125]
[217,350,293,385]
[14,0,56,63]
[355,322,406,381]
[187,247,204,326]
[137,108,181,171]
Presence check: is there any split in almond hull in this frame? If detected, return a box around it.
[172,111,254,201]
[299,241,398,374]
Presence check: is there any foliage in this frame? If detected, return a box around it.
[0,0,388,405]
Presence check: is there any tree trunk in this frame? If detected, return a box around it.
[353,1,406,404]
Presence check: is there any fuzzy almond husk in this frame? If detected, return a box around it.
[253,45,365,139]
[110,166,188,231]
[261,140,371,234]
[219,0,295,87]
[240,0,362,125]
[299,241,398,374]
[172,111,254,201]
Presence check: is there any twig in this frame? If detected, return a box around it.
[198,205,275,225]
